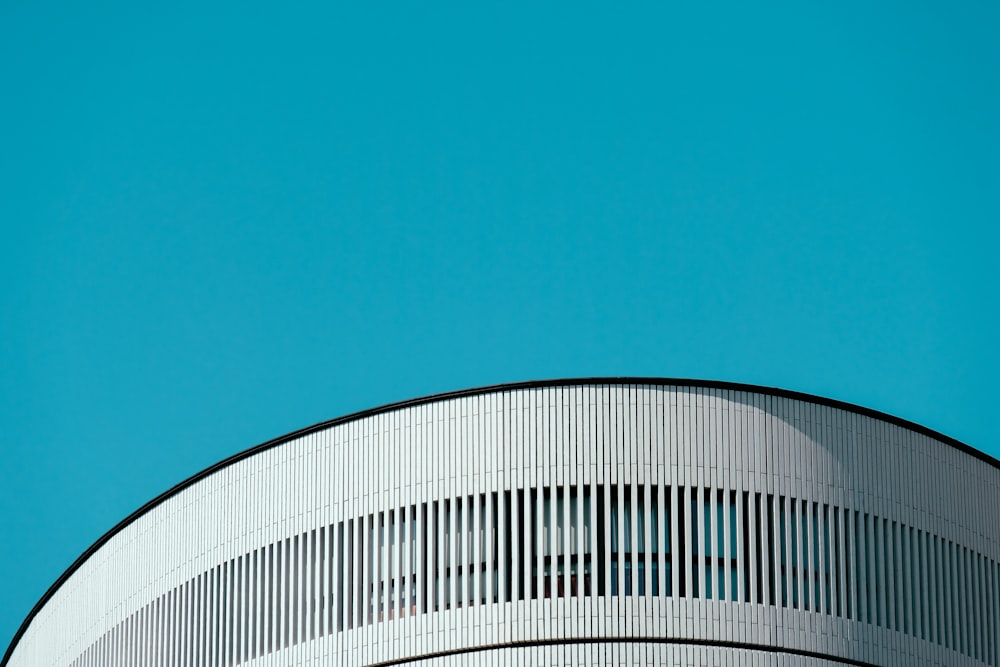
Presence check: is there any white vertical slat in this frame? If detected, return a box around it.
[992,559,999,667]
[576,455,586,601]
[734,488,743,604]
[782,496,792,611]
[311,525,319,643]
[886,519,896,632]
[235,555,242,665]
[957,543,966,657]
[630,484,640,601]
[932,534,941,647]
[514,481,524,606]
[991,558,998,667]
[796,499,805,613]
[412,408,423,623]
[250,550,257,660]
[485,490,495,608]
[758,492,768,608]
[357,516,366,635]
[975,551,983,662]
[261,545,270,659]
[416,499,425,621]
[306,530,314,645]
[232,551,241,664]
[957,541,966,655]
[864,513,873,627]
[642,482,652,600]
[653,388,665,603]
[617,475,626,601]
[403,504,411,618]
[918,509,929,646]
[320,524,328,638]
[205,567,218,667]
[848,508,858,624]
[536,481,545,604]
[839,508,849,621]
[393,507,400,621]
[289,537,297,648]
[435,499,444,617]
[562,459,572,605]
[982,556,990,665]
[990,557,996,667]
[969,551,986,660]
[809,501,818,614]
[210,567,218,667]
[658,479,668,601]
[543,389,554,606]
[193,574,201,667]
[747,489,758,607]
[936,535,945,650]
[236,555,249,662]
[473,492,482,609]
[454,495,462,612]
[976,549,984,662]
[983,555,990,666]
[966,547,975,659]
[494,394,505,610]
[163,588,170,667]
[707,487,717,601]
[598,385,610,605]
[348,519,356,631]
[195,568,203,667]
[169,584,177,665]
[950,539,958,654]
[905,525,914,638]
[831,504,840,619]
[275,528,283,650]
[918,529,928,644]
[380,510,388,623]
[945,540,965,653]
[682,483,692,602]
[817,503,826,616]
[776,496,786,611]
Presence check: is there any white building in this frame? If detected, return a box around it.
[4,379,999,666]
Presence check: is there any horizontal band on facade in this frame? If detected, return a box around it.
[367,637,880,667]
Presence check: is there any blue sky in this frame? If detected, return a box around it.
[1,1,997,653]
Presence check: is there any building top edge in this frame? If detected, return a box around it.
[2,376,993,666]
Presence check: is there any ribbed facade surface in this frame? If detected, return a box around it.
[5,381,1000,667]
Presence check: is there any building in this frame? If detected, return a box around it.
[4,379,999,667]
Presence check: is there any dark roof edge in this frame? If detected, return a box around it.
[3,377,994,665]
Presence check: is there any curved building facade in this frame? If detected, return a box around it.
[4,379,1000,667]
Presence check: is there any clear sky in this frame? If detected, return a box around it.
[1,1,997,654]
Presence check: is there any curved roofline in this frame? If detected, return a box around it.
[3,377,994,665]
